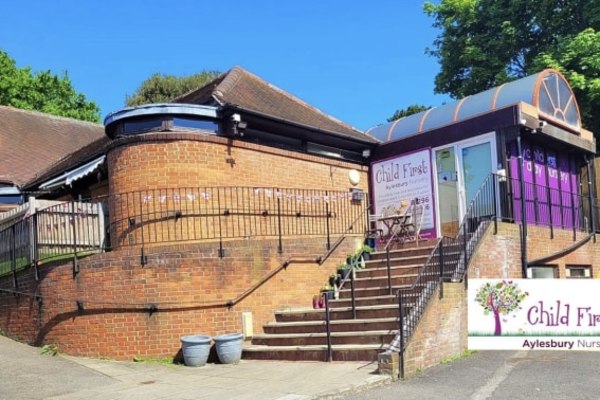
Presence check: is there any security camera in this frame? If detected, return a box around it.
[231,113,241,123]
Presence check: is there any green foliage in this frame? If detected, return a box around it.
[387,104,430,122]
[132,355,177,366]
[424,0,600,100]
[125,70,222,107]
[40,344,60,356]
[0,49,100,122]
[440,349,476,364]
[531,28,600,135]
[475,280,527,316]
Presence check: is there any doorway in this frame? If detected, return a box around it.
[434,134,497,237]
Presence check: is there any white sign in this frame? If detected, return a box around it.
[371,149,435,234]
[468,279,600,351]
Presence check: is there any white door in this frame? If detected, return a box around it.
[435,133,496,237]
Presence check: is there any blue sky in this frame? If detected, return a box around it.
[0,1,451,131]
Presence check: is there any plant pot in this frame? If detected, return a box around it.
[328,275,336,287]
[340,268,351,280]
[321,290,334,300]
[362,252,371,261]
[180,335,212,367]
[214,333,244,364]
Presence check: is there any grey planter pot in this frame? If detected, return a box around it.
[180,335,212,367]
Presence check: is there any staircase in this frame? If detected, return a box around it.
[243,240,437,362]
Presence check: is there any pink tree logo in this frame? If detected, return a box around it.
[475,281,528,336]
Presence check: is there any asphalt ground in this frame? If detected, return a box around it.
[342,350,600,400]
[2,335,600,400]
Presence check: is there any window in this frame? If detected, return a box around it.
[566,265,592,279]
[527,265,558,279]
[172,117,218,133]
[123,118,163,134]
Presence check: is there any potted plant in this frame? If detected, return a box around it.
[328,274,337,287]
[359,244,374,261]
[337,263,351,281]
[320,285,335,300]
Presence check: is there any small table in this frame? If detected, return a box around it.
[378,214,412,240]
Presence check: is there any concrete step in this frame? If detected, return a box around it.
[354,263,422,279]
[251,330,396,346]
[338,283,412,299]
[365,254,431,268]
[263,317,399,334]
[274,304,408,322]
[350,274,418,289]
[331,294,399,307]
[243,343,389,362]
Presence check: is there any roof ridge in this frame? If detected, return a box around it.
[212,66,246,102]
[221,67,363,134]
[0,105,102,127]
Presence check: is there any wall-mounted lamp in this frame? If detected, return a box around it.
[348,169,361,186]
[362,149,371,158]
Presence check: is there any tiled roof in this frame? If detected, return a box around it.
[25,135,111,189]
[0,106,105,188]
[175,66,375,142]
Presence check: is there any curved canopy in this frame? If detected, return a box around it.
[367,69,581,143]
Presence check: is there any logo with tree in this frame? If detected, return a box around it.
[474,280,528,336]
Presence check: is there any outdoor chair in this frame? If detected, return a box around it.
[404,202,424,246]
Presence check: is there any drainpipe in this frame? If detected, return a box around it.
[516,135,528,277]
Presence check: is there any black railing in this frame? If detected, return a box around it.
[107,186,365,256]
[502,174,591,236]
[0,201,105,278]
[395,174,499,377]
[393,172,596,377]
[0,185,368,276]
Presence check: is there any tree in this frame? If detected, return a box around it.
[387,104,430,122]
[531,28,600,136]
[475,280,527,336]
[126,71,222,107]
[424,0,600,132]
[0,49,100,123]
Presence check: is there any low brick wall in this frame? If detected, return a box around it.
[0,236,361,360]
[403,282,468,377]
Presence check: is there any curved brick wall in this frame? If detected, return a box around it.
[0,237,359,359]
[107,132,369,249]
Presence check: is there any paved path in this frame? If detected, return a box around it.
[0,336,387,400]
[3,335,600,400]
[342,350,600,400]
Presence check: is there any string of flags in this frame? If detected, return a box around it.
[139,190,353,204]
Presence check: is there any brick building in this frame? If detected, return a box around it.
[0,67,598,375]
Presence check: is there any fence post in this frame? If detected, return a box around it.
[138,192,147,266]
[217,189,225,258]
[324,294,333,362]
[571,191,576,241]
[11,225,17,290]
[276,190,283,253]
[71,202,79,277]
[32,212,39,281]
[439,240,444,299]
[398,291,405,379]
[325,191,331,250]
[350,267,357,320]
[492,175,498,235]
[386,247,392,295]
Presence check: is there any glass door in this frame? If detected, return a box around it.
[435,147,460,236]
[458,141,493,216]
[434,134,496,237]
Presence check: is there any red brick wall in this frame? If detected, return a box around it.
[469,222,600,279]
[107,132,369,250]
[0,236,358,360]
[404,282,467,377]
